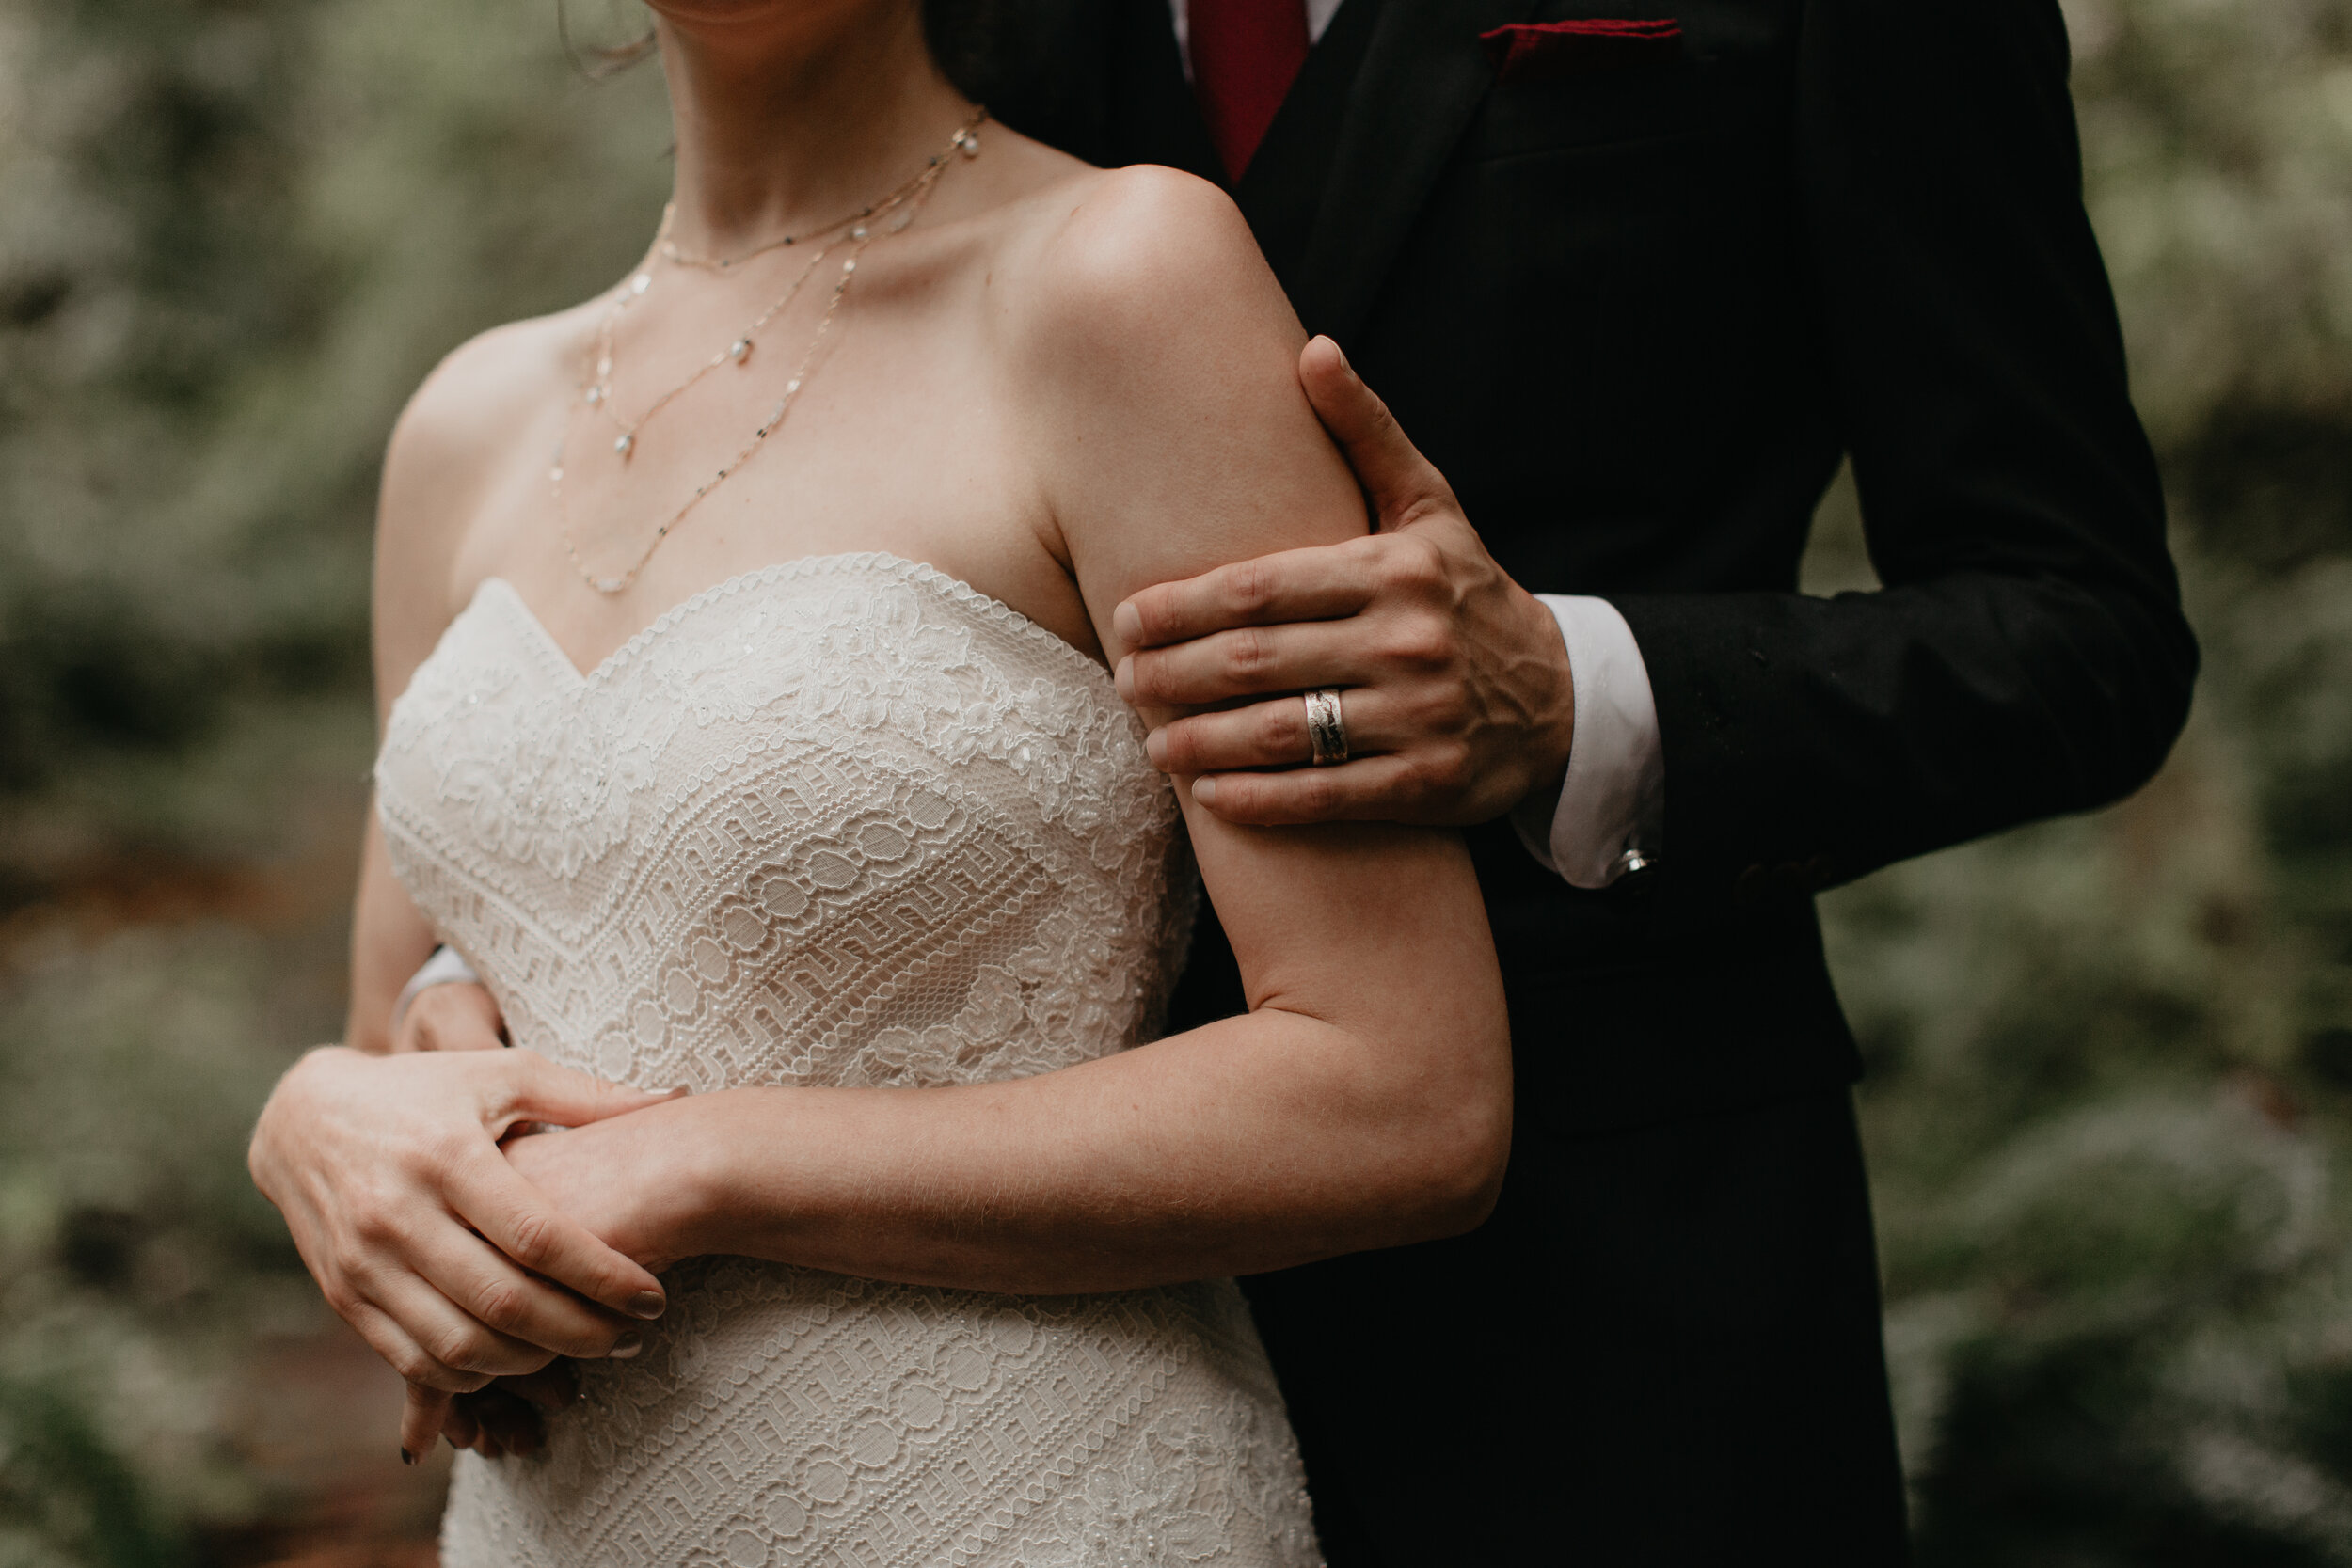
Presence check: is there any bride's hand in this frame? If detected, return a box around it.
[500,1100,707,1275]
[431,1108,706,1463]
[246,1044,680,1459]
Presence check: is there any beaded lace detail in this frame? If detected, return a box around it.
[374,554,1319,1568]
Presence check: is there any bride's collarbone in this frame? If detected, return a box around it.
[437,214,1107,675]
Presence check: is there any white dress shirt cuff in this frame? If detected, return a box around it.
[1509,595,1665,888]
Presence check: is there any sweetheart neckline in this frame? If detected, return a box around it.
[473,552,1116,692]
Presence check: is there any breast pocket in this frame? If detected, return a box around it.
[1467,8,1701,159]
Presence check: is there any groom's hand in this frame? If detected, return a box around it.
[1114,336,1576,828]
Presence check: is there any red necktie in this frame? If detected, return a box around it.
[1189,0,1311,182]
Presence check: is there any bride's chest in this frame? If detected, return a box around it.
[383,562,1169,920]
[373,557,1187,1087]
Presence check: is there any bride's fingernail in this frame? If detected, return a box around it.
[1145,729,1168,768]
[627,1291,665,1321]
[1112,602,1142,646]
[1191,776,1218,807]
[609,1330,644,1360]
[1114,657,1135,702]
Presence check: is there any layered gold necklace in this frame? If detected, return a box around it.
[553,110,986,596]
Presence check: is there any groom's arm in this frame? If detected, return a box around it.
[1603,0,2192,915]
[1121,0,2195,923]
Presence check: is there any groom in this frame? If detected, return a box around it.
[992,0,2192,1560]
[401,0,2194,1557]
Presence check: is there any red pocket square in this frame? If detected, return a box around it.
[1480,18,1682,83]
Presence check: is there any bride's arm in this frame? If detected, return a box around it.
[504,168,1514,1292]
[249,325,677,1451]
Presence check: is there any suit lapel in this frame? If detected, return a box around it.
[1235,0,1390,296]
[1038,0,1536,343]
[1289,0,1542,341]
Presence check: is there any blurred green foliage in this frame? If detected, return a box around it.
[0,0,675,1557]
[1808,1,2352,1558]
[0,0,2347,1561]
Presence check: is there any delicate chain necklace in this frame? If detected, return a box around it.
[659,109,986,273]
[553,111,984,596]
[581,111,988,455]
[581,240,832,455]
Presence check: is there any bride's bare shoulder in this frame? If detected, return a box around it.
[383,302,596,506]
[372,299,599,656]
[1000,163,1280,351]
[990,164,1357,616]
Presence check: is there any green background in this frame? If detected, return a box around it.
[2,0,2349,1561]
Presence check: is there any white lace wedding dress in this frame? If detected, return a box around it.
[373,553,1322,1568]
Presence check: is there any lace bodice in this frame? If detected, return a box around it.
[374,555,1319,1568]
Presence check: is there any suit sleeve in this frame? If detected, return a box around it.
[1605,0,2197,922]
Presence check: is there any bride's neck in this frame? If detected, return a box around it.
[652,3,971,258]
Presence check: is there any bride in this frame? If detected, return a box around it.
[247,0,1511,1562]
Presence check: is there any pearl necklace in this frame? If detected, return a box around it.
[554,111,985,596]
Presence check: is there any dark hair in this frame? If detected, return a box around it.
[920,0,1019,103]
[558,0,1012,103]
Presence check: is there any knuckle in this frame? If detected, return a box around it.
[419,1124,477,1174]
[1410,682,1463,725]
[504,1210,555,1271]
[1385,535,1448,594]
[1294,770,1341,816]
[1387,618,1454,673]
[1403,747,1466,805]
[1227,558,1275,618]
[1156,722,1199,772]
[389,1344,442,1386]
[1254,703,1298,752]
[429,1323,494,1373]
[346,1199,396,1248]
[1227,627,1276,679]
[1126,651,1167,703]
[474,1280,532,1336]
[326,1237,372,1283]
[1428,742,1474,795]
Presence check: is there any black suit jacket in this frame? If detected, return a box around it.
[985,0,2192,1556]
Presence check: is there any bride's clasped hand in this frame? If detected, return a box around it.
[246,1044,682,1380]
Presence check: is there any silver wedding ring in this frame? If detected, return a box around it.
[1304,689,1349,767]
